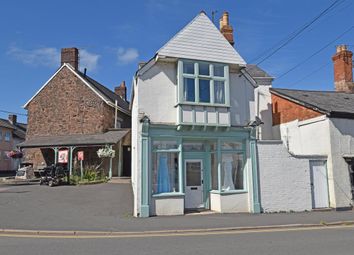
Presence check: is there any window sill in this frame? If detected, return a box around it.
[176,102,230,108]
[152,192,185,198]
[210,190,248,195]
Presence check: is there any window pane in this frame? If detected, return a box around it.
[183,142,205,152]
[214,65,224,77]
[183,62,194,74]
[5,131,11,141]
[199,63,210,76]
[199,79,210,103]
[152,152,179,194]
[183,78,195,102]
[186,161,201,186]
[221,153,244,191]
[214,81,225,104]
[153,140,178,150]
[222,142,243,150]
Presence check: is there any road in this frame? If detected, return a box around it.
[1,225,354,255]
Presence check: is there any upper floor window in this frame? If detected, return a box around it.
[4,131,11,142]
[178,60,229,105]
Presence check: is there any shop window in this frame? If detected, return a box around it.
[183,142,205,152]
[152,152,179,194]
[152,140,178,150]
[221,153,244,191]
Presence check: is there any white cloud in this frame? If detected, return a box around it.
[117,47,139,64]
[79,49,100,71]
[7,46,100,71]
[7,46,60,67]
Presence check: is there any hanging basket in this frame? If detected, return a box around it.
[97,146,115,158]
[7,150,23,159]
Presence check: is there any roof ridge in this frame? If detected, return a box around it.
[271,87,351,94]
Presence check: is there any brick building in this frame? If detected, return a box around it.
[270,45,354,210]
[0,115,26,173]
[19,48,131,177]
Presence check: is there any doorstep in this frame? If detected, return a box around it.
[108,177,131,184]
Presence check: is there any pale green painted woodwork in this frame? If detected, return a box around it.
[140,117,150,218]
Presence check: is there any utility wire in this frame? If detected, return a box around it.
[0,109,27,116]
[250,0,345,65]
[277,25,354,80]
[289,62,331,87]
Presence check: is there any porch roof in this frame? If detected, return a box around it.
[18,129,130,148]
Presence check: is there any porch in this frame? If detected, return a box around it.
[18,129,131,178]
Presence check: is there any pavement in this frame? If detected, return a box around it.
[0,182,353,234]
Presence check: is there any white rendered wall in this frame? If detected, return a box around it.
[210,192,249,213]
[229,73,255,126]
[138,61,177,124]
[328,118,354,208]
[150,196,184,216]
[258,141,313,212]
[131,81,141,217]
[255,85,273,140]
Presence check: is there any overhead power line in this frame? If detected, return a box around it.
[250,0,346,65]
[289,62,331,87]
[276,25,354,80]
[0,109,27,116]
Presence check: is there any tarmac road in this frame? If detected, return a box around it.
[1,225,354,255]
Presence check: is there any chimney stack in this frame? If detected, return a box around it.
[219,12,234,46]
[332,45,354,93]
[115,81,127,101]
[61,48,79,70]
[8,114,17,125]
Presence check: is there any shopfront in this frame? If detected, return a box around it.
[140,122,260,217]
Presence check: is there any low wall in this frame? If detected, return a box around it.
[257,140,314,212]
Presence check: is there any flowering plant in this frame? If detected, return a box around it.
[7,150,23,159]
[97,145,115,158]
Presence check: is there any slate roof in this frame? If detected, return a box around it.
[18,129,130,148]
[157,12,246,65]
[245,64,273,79]
[270,88,354,118]
[0,118,27,139]
[76,71,129,110]
[24,64,130,113]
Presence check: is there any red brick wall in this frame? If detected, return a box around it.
[272,94,323,126]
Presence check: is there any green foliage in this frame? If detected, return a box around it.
[70,165,107,185]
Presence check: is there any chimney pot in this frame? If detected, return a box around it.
[219,11,234,46]
[61,48,79,70]
[332,45,354,93]
[115,81,127,101]
[8,114,17,125]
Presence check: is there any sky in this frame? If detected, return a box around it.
[1,0,353,123]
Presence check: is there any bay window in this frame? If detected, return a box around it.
[179,60,229,105]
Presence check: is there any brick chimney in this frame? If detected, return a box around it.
[332,45,354,93]
[8,114,17,125]
[115,81,127,101]
[219,12,234,46]
[61,48,79,70]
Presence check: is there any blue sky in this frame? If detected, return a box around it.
[1,0,353,122]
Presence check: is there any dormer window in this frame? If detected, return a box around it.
[178,60,230,106]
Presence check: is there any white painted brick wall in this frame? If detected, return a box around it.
[258,141,313,212]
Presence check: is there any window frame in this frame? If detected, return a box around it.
[4,131,11,142]
[178,60,230,107]
[151,138,183,196]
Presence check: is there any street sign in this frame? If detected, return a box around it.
[78,151,84,161]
